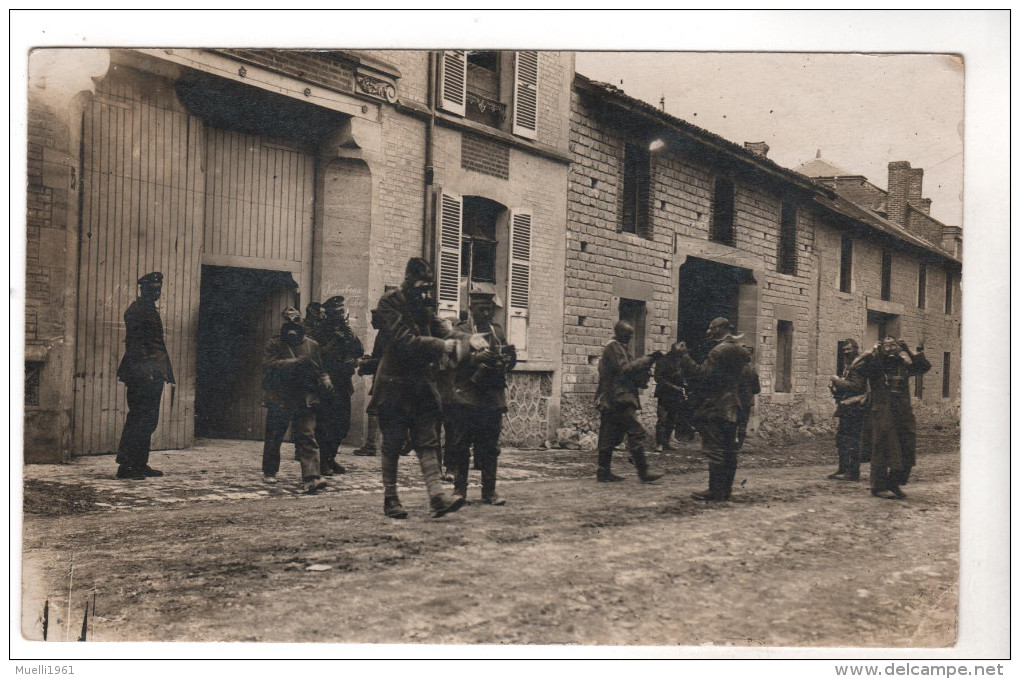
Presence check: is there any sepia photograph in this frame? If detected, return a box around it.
[10,9,1009,669]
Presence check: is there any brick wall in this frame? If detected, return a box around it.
[221,49,356,95]
[813,218,961,428]
[461,133,509,179]
[562,90,819,435]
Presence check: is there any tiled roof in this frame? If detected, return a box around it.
[813,193,961,265]
[793,157,856,178]
[574,74,960,266]
[575,74,817,191]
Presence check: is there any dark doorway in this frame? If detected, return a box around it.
[676,257,754,361]
[195,266,299,440]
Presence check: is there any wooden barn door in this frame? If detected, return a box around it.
[74,69,205,454]
[196,128,315,440]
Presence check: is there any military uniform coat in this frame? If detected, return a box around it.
[117,298,175,385]
[368,288,466,415]
[851,350,931,473]
[595,340,655,413]
[261,336,327,412]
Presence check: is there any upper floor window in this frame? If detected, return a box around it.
[881,250,892,301]
[621,142,651,237]
[839,235,853,293]
[439,50,538,140]
[777,201,798,275]
[944,267,954,314]
[435,190,532,359]
[710,178,735,245]
[917,262,927,309]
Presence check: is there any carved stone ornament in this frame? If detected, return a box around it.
[356,74,397,103]
[467,91,507,123]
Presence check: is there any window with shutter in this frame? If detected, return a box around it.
[507,209,532,358]
[440,50,468,117]
[436,190,463,319]
[512,51,539,140]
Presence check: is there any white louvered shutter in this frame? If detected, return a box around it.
[436,190,463,319]
[507,209,532,358]
[439,50,468,117]
[512,51,539,140]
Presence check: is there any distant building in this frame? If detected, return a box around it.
[559,75,961,437]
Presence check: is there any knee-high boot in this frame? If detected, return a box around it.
[480,456,505,505]
[418,448,465,518]
[597,448,623,482]
[381,453,407,519]
[629,447,664,483]
[721,466,737,500]
[692,464,726,501]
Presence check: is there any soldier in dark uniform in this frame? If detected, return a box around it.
[676,317,751,501]
[304,302,324,334]
[851,337,931,499]
[653,342,690,452]
[309,296,363,476]
[370,258,478,519]
[446,293,516,504]
[261,320,331,493]
[827,338,867,481]
[353,306,385,457]
[594,321,665,483]
[735,346,761,450]
[115,272,174,480]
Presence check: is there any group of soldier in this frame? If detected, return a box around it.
[113,258,932,520]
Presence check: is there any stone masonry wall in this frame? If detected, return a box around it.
[562,90,819,439]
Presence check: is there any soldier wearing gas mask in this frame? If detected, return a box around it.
[594,321,665,483]
[675,317,751,502]
[261,320,331,493]
[309,295,363,476]
[446,292,517,505]
[851,337,931,499]
[369,258,479,519]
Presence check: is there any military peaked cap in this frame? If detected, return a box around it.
[323,295,346,310]
[708,317,732,330]
[137,272,163,285]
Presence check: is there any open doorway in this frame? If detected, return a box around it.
[676,257,756,361]
[195,266,299,440]
[865,310,901,349]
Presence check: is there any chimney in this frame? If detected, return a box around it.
[886,161,912,226]
[919,198,932,215]
[941,225,962,258]
[744,141,769,158]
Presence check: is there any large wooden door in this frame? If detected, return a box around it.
[74,69,204,455]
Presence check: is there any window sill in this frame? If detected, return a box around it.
[434,111,571,164]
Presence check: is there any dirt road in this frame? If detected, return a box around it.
[21,434,958,647]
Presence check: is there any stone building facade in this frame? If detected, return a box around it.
[23,52,961,463]
[561,75,962,439]
[24,48,572,462]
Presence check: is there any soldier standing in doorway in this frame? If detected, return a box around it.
[115,272,175,480]
[310,296,363,476]
[370,257,480,519]
[261,320,331,493]
[828,338,867,481]
[594,321,665,484]
[676,317,751,501]
[653,342,691,452]
[446,292,517,505]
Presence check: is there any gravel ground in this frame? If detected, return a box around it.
[20,433,958,648]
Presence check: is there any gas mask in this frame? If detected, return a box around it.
[282,321,306,345]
